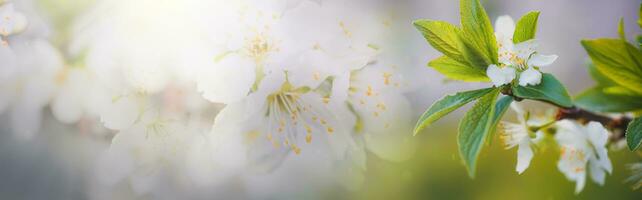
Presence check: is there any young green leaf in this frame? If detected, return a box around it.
[639,2,642,28]
[414,88,495,135]
[513,11,540,43]
[458,88,500,178]
[619,18,626,41]
[457,34,494,71]
[414,20,466,62]
[429,56,490,82]
[575,87,642,113]
[582,39,642,95]
[626,117,642,151]
[487,96,514,144]
[459,0,498,66]
[512,73,574,108]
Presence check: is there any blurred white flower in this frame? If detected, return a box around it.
[488,15,558,87]
[0,3,27,41]
[555,120,612,194]
[51,67,102,124]
[212,71,360,172]
[626,162,642,190]
[345,51,417,163]
[0,0,65,140]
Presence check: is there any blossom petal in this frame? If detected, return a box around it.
[486,64,515,86]
[494,15,515,40]
[586,121,609,147]
[575,171,587,194]
[514,39,538,59]
[197,54,256,104]
[528,54,558,67]
[518,67,542,86]
[516,140,534,174]
[589,158,606,186]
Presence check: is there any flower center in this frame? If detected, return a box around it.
[259,82,335,155]
[244,28,278,65]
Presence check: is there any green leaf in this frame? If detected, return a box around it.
[487,96,513,144]
[458,88,500,177]
[413,20,466,62]
[512,73,574,108]
[619,18,626,41]
[429,56,490,82]
[414,88,495,135]
[458,33,494,71]
[581,39,642,95]
[587,62,618,86]
[626,117,642,151]
[575,87,642,113]
[459,0,498,67]
[513,11,540,43]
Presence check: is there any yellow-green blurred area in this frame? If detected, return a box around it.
[356,122,641,199]
[3,0,640,199]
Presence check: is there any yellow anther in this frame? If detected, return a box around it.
[366,85,374,96]
[327,127,334,134]
[383,72,392,85]
[322,97,330,104]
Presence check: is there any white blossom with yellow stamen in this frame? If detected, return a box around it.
[555,120,612,194]
[281,0,382,90]
[342,51,417,163]
[487,15,558,87]
[95,111,229,197]
[211,71,359,172]
[499,103,555,174]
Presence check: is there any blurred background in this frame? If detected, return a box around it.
[1,0,640,199]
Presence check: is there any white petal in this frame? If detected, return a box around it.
[51,91,83,124]
[197,54,255,104]
[575,171,586,194]
[514,40,538,59]
[518,67,542,86]
[589,158,606,186]
[494,15,515,39]
[528,54,558,67]
[486,64,515,86]
[516,140,534,174]
[330,71,350,104]
[99,96,139,130]
[586,121,609,147]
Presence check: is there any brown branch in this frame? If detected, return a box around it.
[500,88,631,142]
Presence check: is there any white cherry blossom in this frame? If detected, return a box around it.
[487,15,558,87]
[500,103,554,174]
[555,120,612,194]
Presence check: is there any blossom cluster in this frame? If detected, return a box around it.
[0,0,416,197]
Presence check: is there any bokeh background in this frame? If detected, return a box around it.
[1,0,640,199]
